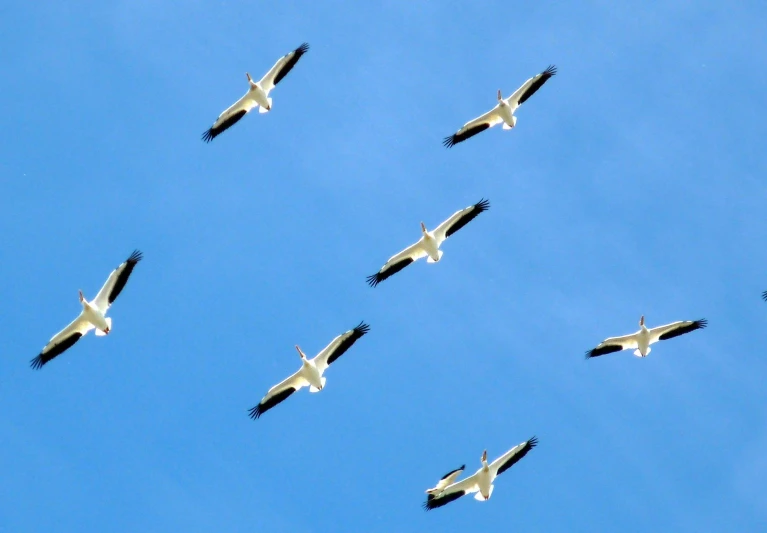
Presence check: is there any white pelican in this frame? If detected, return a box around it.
[425,465,465,497]
[31,250,143,370]
[586,315,707,359]
[366,199,490,287]
[423,437,538,511]
[443,65,556,148]
[248,322,370,419]
[202,43,309,142]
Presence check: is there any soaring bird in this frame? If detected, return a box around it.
[202,43,309,142]
[423,437,538,510]
[586,315,707,359]
[31,250,143,369]
[249,322,370,419]
[366,199,489,287]
[443,65,556,148]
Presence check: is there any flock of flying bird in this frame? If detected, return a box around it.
[33,42,716,513]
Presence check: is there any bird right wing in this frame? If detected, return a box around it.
[248,369,309,419]
[258,43,310,93]
[585,332,639,358]
[202,91,258,142]
[505,65,557,112]
[443,106,503,148]
[489,436,538,477]
[31,315,94,369]
[366,240,428,287]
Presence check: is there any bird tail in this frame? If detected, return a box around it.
[309,376,327,393]
[95,317,112,336]
[426,250,444,263]
[258,98,273,113]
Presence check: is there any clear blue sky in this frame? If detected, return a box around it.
[1,1,766,531]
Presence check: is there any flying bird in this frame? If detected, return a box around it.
[202,43,309,142]
[248,322,370,419]
[425,465,465,498]
[586,315,707,359]
[31,250,143,369]
[366,199,490,287]
[423,437,538,511]
[443,65,556,148]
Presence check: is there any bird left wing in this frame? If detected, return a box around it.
[649,319,707,343]
[505,65,557,112]
[443,106,504,148]
[313,322,370,374]
[423,473,479,511]
[432,199,490,245]
[366,240,428,287]
[586,332,639,358]
[258,43,310,93]
[489,436,538,477]
[93,250,143,312]
[248,370,309,419]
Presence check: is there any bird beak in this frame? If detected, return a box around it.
[639,315,645,326]
[246,72,252,82]
[295,345,305,359]
[482,450,487,462]
[420,222,427,233]
[78,290,84,302]
[497,89,502,101]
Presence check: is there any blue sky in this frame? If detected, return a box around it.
[1,1,766,531]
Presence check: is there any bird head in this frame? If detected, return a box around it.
[78,290,85,303]
[295,345,307,360]
[639,315,645,327]
[246,72,257,88]
[420,222,427,234]
[481,449,488,464]
[497,89,503,102]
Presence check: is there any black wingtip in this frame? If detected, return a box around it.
[366,273,381,288]
[127,250,143,264]
[544,64,557,76]
[528,436,539,448]
[201,129,214,143]
[248,405,263,420]
[442,135,456,148]
[762,291,767,301]
[296,42,310,54]
[584,349,595,360]
[354,322,371,335]
[695,319,708,329]
[30,355,44,370]
[475,198,490,212]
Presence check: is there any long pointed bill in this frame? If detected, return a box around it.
[246,72,253,82]
[640,315,645,326]
[497,89,502,101]
[79,290,84,302]
[420,222,427,233]
[482,450,487,462]
[295,345,305,359]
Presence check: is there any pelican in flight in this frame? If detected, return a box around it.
[31,250,143,369]
[443,65,556,148]
[586,315,707,359]
[202,43,309,142]
[423,437,538,510]
[366,199,490,287]
[248,322,370,419]
[425,465,465,497]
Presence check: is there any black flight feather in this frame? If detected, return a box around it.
[517,65,557,106]
[658,319,707,341]
[440,464,465,481]
[443,122,491,148]
[422,490,466,511]
[326,322,370,366]
[496,436,538,476]
[585,344,624,359]
[30,332,83,370]
[273,42,310,86]
[366,257,415,287]
[445,199,490,239]
[108,250,142,305]
[202,109,248,143]
[249,387,297,419]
